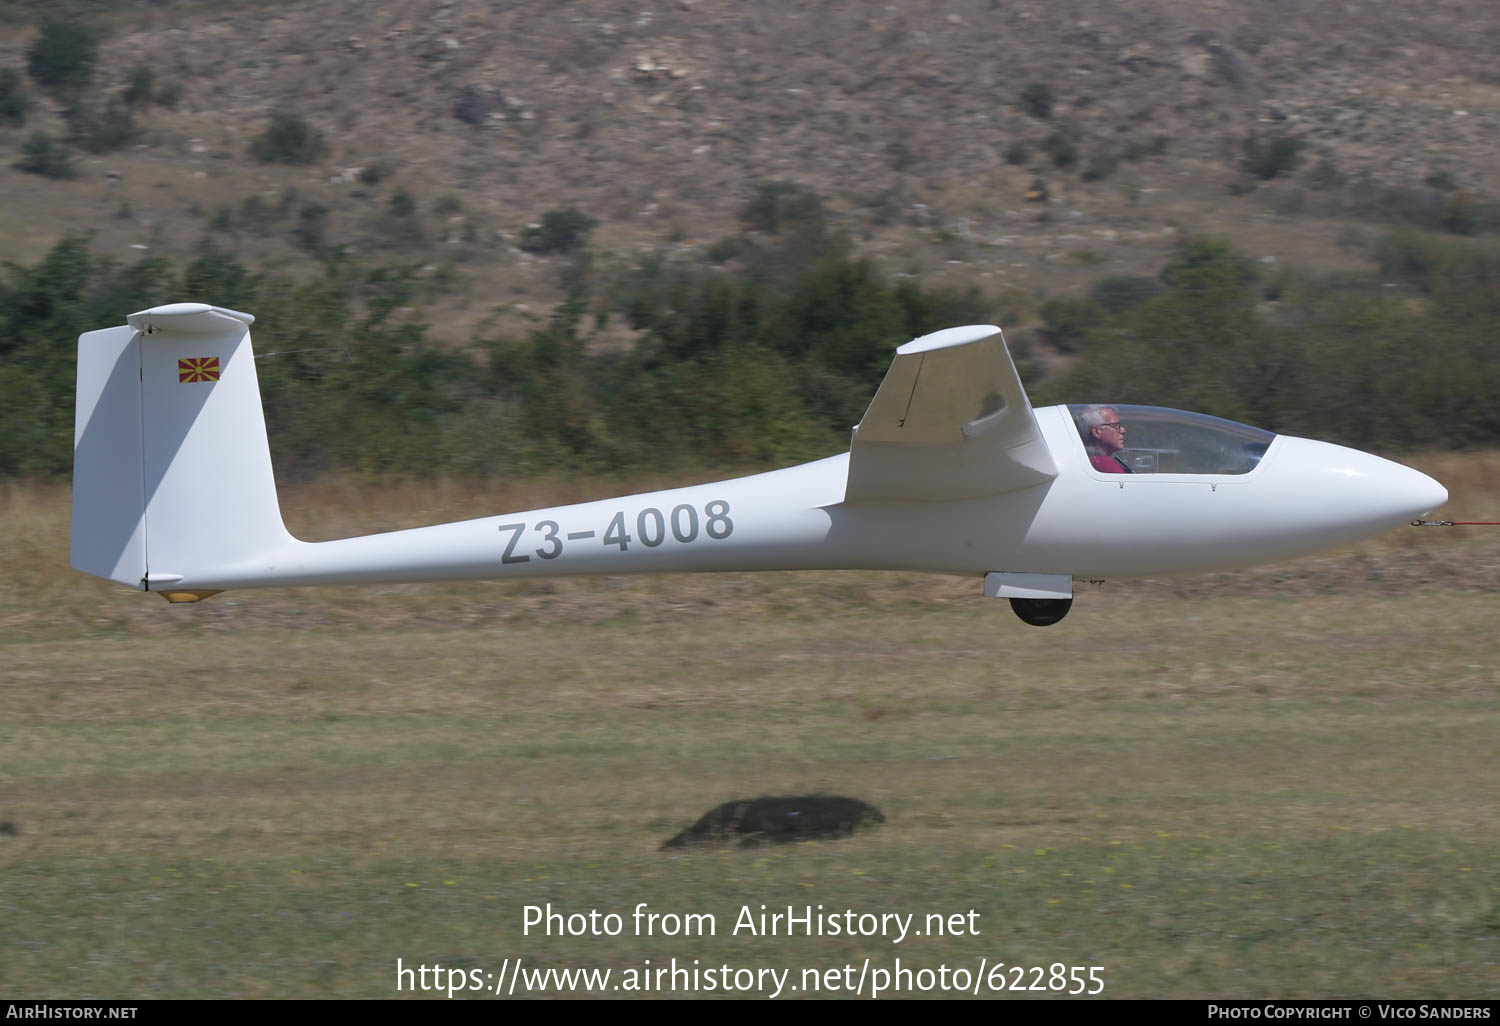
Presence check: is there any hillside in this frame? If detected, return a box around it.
[3,0,1499,337]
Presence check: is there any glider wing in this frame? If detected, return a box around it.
[844,325,1057,502]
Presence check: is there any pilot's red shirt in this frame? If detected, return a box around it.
[1091,453,1127,474]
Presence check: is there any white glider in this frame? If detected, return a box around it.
[71,303,1447,625]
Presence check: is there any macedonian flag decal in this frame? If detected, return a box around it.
[178,357,221,383]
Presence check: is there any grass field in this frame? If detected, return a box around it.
[2,456,1498,999]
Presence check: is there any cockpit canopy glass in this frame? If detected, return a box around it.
[1070,404,1275,475]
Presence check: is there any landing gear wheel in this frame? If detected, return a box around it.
[1010,596,1073,626]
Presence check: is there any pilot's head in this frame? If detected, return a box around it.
[1080,405,1126,454]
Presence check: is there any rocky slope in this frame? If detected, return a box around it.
[2,0,1497,325]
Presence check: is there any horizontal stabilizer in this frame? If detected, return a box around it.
[125,302,255,335]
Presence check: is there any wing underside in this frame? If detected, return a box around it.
[843,325,1057,502]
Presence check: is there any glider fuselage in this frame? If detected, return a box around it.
[69,309,1447,612]
[201,406,1444,591]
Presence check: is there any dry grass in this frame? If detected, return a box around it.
[5,450,1499,638]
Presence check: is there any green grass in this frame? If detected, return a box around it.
[3,591,1499,998]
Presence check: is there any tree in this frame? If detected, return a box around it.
[1039,297,1104,354]
[1040,238,1270,424]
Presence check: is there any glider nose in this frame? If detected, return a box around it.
[1398,464,1448,520]
[1343,447,1447,523]
[1279,437,1447,530]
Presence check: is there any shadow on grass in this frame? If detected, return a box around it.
[661,795,884,849]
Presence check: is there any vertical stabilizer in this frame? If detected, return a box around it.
[71,303,291,596]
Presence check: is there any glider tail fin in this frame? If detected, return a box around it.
[71,303,291,599]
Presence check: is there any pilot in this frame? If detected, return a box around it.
[1079,404,1130,473]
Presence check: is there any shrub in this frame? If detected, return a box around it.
[372,190,424,248]
[238,194,280,235]
[884,141,915,171]
[71,99,138,153]
[1241,132,1304,180]
[1425,169,1458,192]
[26,18,101,93]
[739,181,824,236]
[15,131,76,179]
[182,243,259,309]
[1439,192,1479,236]
[1121,134,1171,163]
[519,207,597,255]
[1019,82,1053,120]
[0,67,28,126]
[388,188,417,218]
[705,235,749,264]
[358,160,395,186]
[1038,297,1103,353]
[1090,275,1162,313]
[1081,147,1119,182]
[1160,237,1259,292]
[1004,140,1030,166]
[1304,156,1346,191]
[121,63,153,106]
[454,85,490,126]
[1042,127,1079,170]
[295,203,329,251]
[249,111,328,164]
[154,80,182,109]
